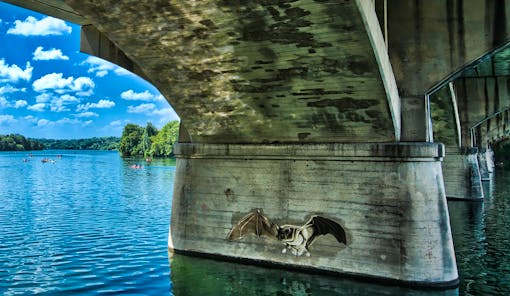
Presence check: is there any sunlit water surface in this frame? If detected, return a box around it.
[0,151,173,295]
[0,150,508,295]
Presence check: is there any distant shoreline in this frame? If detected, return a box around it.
[31,136,120,151]
[0,134,120,151]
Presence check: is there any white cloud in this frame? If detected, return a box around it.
[32,73,94,96]
[32,46,69,61]
[35,117,91,128]
[151,107,180,127]
[37,118,50,127]
[55,117,81,125]
[81,56,132,77]
[74,111,98,118]
[0,85,26,95]
[35,93,51,103]
[49,94,80,112]
[72,77,95,96]
[114,67,132,76]
[127,103,156,114]
[0,59,33,83]
[32,93,80,112]
[121,89,163,102]
[14,100,27,108]
[152,107,178,117]
[7,16,72,36]
[28,103,46,112]
[0,114,16,125]
[76,99,115,112]
[0,97,28,109]
[0,97,8,108]
[24,115,38,123]
[32,73,71,92]
[109,120,123,127]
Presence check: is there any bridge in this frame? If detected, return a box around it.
[5,0,510,288]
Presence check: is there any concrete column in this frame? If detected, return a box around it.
[442,147,484,200]
[478,148,495,181]
[169,142,458,288]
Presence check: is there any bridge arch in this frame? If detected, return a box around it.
[17,0,401,144]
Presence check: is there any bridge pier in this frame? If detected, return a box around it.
[478,148,495,181]
[169,142,458,288]
[442,147,484,200]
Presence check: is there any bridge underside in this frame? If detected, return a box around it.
[66,0,400,144]
[7,0,510,288]
[430,42,510,199]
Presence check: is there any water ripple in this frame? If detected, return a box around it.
[0,151,173,295]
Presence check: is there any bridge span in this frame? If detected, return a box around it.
[5,0,510,287]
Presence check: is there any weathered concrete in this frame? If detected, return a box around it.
[169,142,458,287]
[478,148,495,181]
[384,0,510,141]
[2,0,87,24]
[454,77,510,147]
[429,67,510,197]
[442,147,483,200]
[61,0,400,144]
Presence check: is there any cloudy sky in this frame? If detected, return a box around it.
[0,2,179,139]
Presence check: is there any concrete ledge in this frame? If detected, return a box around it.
[174,142,444,160]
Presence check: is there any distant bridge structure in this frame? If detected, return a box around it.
[5,0,510,288]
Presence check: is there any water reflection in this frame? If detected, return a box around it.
[169,253,458,296]
[448,170,510,296]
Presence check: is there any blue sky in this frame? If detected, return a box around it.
[0,2,179,139]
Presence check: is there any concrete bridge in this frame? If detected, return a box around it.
[5,0,510,288]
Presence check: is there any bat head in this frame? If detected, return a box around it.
[277,225,296,241]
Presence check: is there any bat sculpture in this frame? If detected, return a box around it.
[227,209,347,257]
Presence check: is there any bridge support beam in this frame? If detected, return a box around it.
[169,142,458,288]
[478,148,495,181]
[442,147,484,200]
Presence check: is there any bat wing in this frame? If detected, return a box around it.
[227,209,278,240]
[305,216,347,248]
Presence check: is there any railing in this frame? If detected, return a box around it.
[470,106,510,148]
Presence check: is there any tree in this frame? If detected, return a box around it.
[34,137,119,150]
[142,122,158,157]
[0,134,44,151]
[145,122,158,137]
[119,124,144,157]
[118,121,180,158]
[149,121,179,157]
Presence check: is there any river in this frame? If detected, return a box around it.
[0,150,508,295]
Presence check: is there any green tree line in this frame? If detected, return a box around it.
[0,134,44,151]
[119,121,179,158]
[35,137,120,150]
